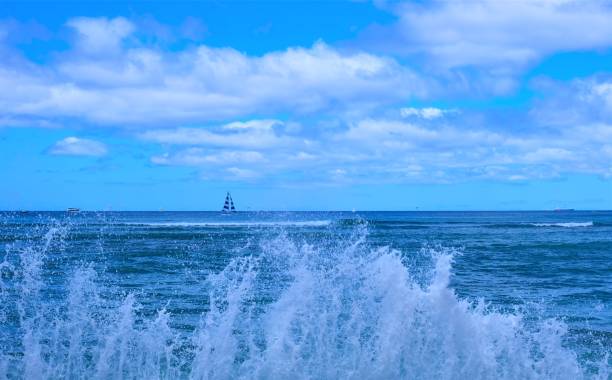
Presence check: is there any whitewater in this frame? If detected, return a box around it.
[0,211,610,379]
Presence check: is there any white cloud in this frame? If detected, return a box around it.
[141,112,610,184]
[67,17,134,54]
[3,15,612,185]
[382,0,612,69]
[292,151,317,161]
[325,110,611,182]
[151,148,265,166]
[139,120,292,149]
[522,148,575,163]
[343,119,439,148]
[330,168,347,180]
[49,137,108,157]
[400,107,450,120]
[530,76,612,126]
[226,167,259,180]
[140,98,612,183]
[0,18,424,126]
[355,0,612,96]
[221,120,278,131]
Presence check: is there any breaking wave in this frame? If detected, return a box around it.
[486,221,598,229]
[530,222,594,228]
[0,223,609,379]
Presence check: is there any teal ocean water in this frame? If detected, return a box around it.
[0,211,610,379]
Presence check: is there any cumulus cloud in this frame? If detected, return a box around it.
[141,108,612,184]
[368,0,612,69]
[331,114,611,181]
[356,0,612,95]
[48,137,108,157]
[0,17,424,126]
[3,14,612,185]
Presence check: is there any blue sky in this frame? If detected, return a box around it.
[1,1,611,211]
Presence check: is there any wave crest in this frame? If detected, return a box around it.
[531,222,594,228]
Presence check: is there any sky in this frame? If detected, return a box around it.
[1,0,611,211]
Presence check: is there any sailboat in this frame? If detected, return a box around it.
[221,192,236,213]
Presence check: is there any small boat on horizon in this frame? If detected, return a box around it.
[66,208,80,213]
[554,208,575,212]
[221,192,236,214]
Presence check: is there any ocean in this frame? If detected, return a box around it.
[0,211,610,379]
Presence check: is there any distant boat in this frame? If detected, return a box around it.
[221,192,236,213]
[554,208,575,212]
[66,208,80,213]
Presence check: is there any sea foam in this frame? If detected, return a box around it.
[530,222,594,228]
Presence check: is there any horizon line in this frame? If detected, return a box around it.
[3,209,610,213]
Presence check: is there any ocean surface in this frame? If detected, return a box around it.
[0,210,610,379]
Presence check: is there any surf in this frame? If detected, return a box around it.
[530,222,594,228]
[0,220,609,379]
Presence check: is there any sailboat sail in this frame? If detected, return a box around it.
[222,192,236,213]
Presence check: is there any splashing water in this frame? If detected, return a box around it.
[0,218,609,379]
